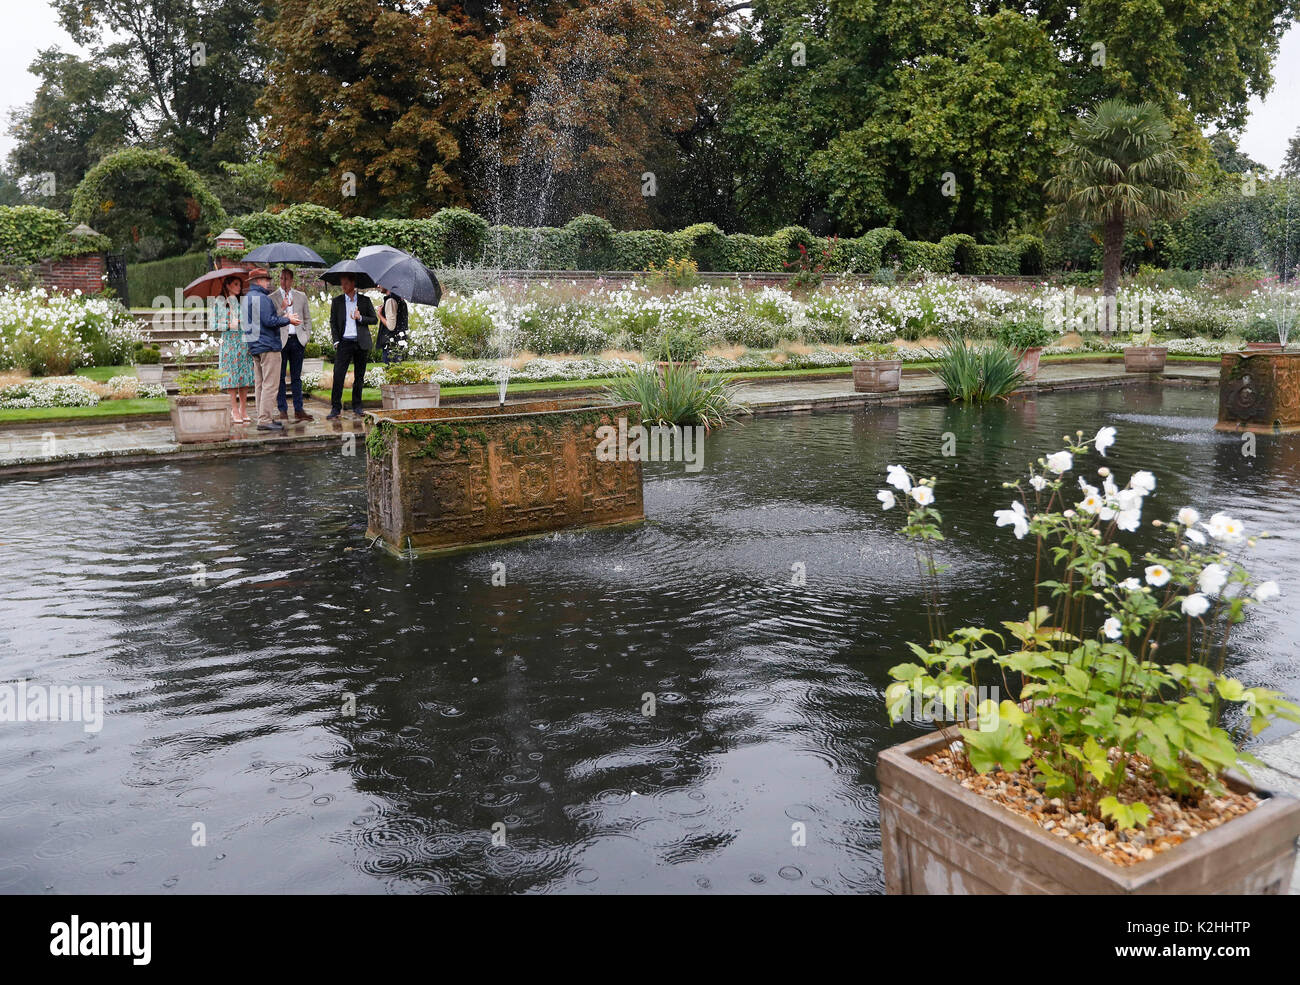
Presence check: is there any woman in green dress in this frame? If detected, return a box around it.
[214,275,254,424]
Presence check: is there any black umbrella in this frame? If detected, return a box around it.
[354,245,442,306]
[320,259,376,288]
[242,242,327,266]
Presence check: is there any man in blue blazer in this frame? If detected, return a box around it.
[244,268,300,431]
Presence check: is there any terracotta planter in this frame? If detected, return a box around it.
[656,360,699,379]
[851,358,902,393]
[1123,345,1167,373]
[1215,350,1300,434]
[134,363,164,384]
[1243,341,1285,353]
[380,382,441,410]
[168,394,232,444]
[879,729,1300,894]
[1015,346,1044,379]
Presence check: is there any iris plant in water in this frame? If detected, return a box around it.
[878,427,1300,830]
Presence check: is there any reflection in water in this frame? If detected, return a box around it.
[0,383,1296,894]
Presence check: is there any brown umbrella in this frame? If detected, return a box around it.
[184,267,252,299]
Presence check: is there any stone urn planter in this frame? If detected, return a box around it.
[852,358,903,393]
[1243,341,1285,353]
[879,729,1300,894]
[1123,345,1168,373]
[656,360,699,379]
[1015,346,1044,379]
[380,382,441,410]
[168,394,232,444]
[134,362,164,384]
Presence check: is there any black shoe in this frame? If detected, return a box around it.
[325,410,341,420]
[257,421,285,432]
[352,409,366,420]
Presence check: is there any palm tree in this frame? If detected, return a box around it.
[1047,100,1195,335]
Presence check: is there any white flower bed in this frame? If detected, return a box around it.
[0,287,141,372]
[0,377,101,409]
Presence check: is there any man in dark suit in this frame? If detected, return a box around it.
[327,274,377,420]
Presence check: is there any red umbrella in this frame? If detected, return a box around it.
[184,267,252,299]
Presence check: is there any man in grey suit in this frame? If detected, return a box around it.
[270,268,314,422]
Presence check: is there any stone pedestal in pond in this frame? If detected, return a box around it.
[1215,351,1300,434]
[365,397,645,555]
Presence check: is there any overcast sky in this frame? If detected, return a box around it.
[1,4,1296,173]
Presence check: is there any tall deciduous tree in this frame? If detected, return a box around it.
[1046,100,1195,333]
[50,0,271,175]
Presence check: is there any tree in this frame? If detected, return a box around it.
[1284,127,1300,177]
[49,0,270,176]
[1046,100,1195,332]
[5,50,139,210]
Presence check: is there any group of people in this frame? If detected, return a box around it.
[212,268,410,430]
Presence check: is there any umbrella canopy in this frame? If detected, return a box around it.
[183,266,251,299]
[242,242,327,266]
[320,260,377,289]
[353,246,441,305]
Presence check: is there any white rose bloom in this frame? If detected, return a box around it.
[1181,593,1211,618]
[877,489,896,511]
[886,464,912,492]
[1145,564,1171,587]
[1103,617,1123,640]
[1045,451,1073,474]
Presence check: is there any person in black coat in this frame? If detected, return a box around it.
[327,274,378,420]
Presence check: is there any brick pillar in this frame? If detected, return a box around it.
[37,252,107,295]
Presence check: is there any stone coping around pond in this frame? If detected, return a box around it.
[0,362,1224,479]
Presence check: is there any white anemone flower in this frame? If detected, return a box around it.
[1103,617,1123,640]
[1118,577,1141,592]
[1206,512,1245,544]
[1181,593,1211,618]
[1184,528,1206,545]
[1045,451,1073,474]
[1079,492,1104,514]
[1115,509,1142,532]
[1197,563,1228,596]
[877,489,896,511]
[1130,471,1156,495]
[1094,426,1116,456]
[909,485,935,506]
[1177,507,1200,527]
[1256,581,1280,602]
[994,500,1030,539]
[1145,564,1171,587]
[1029,474,1048,491]
[886,464,912,492]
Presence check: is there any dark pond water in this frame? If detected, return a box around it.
[2,383,1297,894]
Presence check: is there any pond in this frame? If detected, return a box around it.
[1,382,1297,894]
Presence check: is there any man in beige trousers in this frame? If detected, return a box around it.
[242,268,299,432]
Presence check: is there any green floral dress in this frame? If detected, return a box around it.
[215,297,254,390]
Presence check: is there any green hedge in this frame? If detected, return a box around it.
[0,206,112,264]
[225,204,1048,275]
[127,253,210,306]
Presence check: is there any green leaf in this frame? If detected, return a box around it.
[1099,797,1152,831]
[961,720,1031,774]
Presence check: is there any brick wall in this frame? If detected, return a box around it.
[38,253,107,295]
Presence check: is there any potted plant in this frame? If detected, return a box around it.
[379,360,441,410]
[995,319,1056,379]
[1123,329,1168,372]
[133,343,164,384]
[301,341,326,385]
[851,342,903,393]
[169,368,231,443]
[874,430,1300,894]
[649,327,704,378]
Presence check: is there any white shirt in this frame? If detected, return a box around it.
[343,292,358,339]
